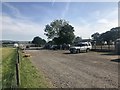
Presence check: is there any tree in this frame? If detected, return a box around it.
[91,32,100,40]
[99,31,111,44]
[73,36,82,45]
[44,19,75,45]
[32,36,46,46]
[91,27,120,45]
[44,19,68,39]
[109,27,120,41]
[99,27,120,44]
[91,32,101,45]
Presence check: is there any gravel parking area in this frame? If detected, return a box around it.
[25,50,119,88]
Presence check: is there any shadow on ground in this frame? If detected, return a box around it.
[111,59,120,63]
[91,49,118,56]
[63,52,86,54]
[100,52,117,56]
[91,49,114,52]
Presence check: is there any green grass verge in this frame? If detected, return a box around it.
[2,47,17,88]
[2,47,53,88]
[19,50,53,88]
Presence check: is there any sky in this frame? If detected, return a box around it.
[1,1,118,41]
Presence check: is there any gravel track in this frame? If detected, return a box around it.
[25,50,118,88]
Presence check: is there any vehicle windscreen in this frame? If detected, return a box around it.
[75,44,87,47]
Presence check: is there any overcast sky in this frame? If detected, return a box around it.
[1,2,118,41]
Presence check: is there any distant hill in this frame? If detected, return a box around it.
[1,40,31,44]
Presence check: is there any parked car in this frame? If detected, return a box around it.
[69,42,92,53]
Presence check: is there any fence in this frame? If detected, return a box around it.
[92,44,115,52]
[2,48,20,89]
[16,48,20,87]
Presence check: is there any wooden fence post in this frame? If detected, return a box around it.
[16,63,20,87]
[108,44,110,51]
[101,44,102,50]
[17,50,19,63]
[16,47,20,87]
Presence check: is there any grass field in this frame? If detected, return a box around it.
[2,47,52,88]
[2,47,17,88]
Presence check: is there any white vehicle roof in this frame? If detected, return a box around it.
[78,42,91,44]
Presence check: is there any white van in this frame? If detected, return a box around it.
[69,42,92,53]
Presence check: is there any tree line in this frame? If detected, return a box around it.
[91,27,120,45]
[32,19,120,46]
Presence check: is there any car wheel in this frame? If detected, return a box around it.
[86,48,90,52]
[70,51,73,53]
[76,49,80,53]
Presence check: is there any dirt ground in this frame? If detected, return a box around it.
[25,50,119,88]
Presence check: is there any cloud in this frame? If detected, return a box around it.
[2,2,118,41]
[3,2,31,20]
[2,15,47,41]
[72,8,118,39]
[3,3,20,17]
[51,0,56,6]
[73,25,92,39]
[0,12,1,40]
[97,19,109,24]
[73,19,117,39]
[62,1,71,18]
